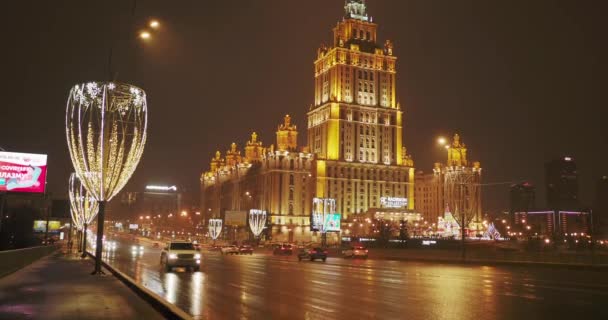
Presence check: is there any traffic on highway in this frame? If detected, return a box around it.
[91,232,608,320]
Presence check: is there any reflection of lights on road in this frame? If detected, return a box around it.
[191,272,203,316]
[163,273,179,304]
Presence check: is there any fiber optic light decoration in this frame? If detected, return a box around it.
[66,81,148,274]
[69,173,99,257]
[68,172,99,231]
[208,219,223,240]
[249,209,266,237]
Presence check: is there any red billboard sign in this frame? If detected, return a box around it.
[0,151,48,194]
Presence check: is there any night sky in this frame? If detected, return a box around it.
[1,0,605,211]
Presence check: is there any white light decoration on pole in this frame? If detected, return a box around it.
[68,173,99,258]
[66,81,148,274]
[249,209,266,238]
[208,219,223,241]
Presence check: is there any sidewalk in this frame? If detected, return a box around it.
[0,251,165,320]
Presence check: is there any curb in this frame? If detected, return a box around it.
[86,252,193,320]
[371,255,608,270]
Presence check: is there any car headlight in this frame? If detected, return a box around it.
[168,253,178,259]
[194,253,201,259]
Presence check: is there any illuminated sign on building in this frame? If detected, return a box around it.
[0,151,48,194]
[380,197,408,208]
[145,185,177,191]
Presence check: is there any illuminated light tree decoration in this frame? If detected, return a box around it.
[249,209,266,238]
[68,173,99,258]
[66,82,148,274]
[208,219,223,241]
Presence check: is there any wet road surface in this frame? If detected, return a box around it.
[99,239,608,320]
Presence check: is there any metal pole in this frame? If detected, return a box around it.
[461,210,466,261]
[44,197,50,245]
[0,192,5,237]
[81,223,88,258]
[92,201,106,275]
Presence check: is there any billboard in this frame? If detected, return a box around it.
[323,213,342,232]
[129,224,139,230]
[380,197,408,208]
[0,151,48,194]
[225,210,247,227]
[33,220,61,233]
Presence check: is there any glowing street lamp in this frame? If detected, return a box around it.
[139,31,151,40]
[66,82,148,275]
[437,137,447,146]
[149,20,160,29]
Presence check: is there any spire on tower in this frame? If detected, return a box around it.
[344,0,369,22]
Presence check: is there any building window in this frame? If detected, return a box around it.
[289,203,294,215]
[289,174,294,185]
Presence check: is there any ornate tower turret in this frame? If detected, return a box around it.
[245,132,264,163]
[225,142,242,167]
[447,134,468,167]
[276,115,298,151]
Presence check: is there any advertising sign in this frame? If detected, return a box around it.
[380,197,408,208]
[33,220,61,233]
[225,211,247,226]
[129,224,139,230]
[0,151,48,194]
[323,213,342,232]
[311,198,336,232]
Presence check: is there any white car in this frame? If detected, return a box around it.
[221,245,239,255]
[160,241,201,272]
[342,246,368,259]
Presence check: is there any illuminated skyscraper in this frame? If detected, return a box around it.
[308,0,415,219]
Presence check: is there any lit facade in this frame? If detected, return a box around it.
[438,134,483,234]
[201,116,316,243]
[200,1,419,243]
[308,0,415,220]
[414,166,444,224]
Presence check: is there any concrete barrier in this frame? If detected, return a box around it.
[0,245,59,278]
[86,252,193,320]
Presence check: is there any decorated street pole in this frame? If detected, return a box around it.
[208,219,223,245]
[248,209,266,246]
[66,82,148,275]
[68,173,99,258]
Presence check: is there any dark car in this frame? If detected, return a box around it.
[298,247,327,262]
[273,244,293,255]
[239,245,254,255]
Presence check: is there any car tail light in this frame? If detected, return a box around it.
[365,250,368,253]
[309,250,314,254]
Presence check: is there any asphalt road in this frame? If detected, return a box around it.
[99,238,608,320]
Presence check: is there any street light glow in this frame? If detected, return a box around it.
[149,20,160,29]
[437,137,446,146]
[140,31,151,40]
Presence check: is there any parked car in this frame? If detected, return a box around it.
[221,245,239,255]
[342,246,368,259]
[160,241,201,272]
[273,244,293,255]
[298,247,328,262]
[239,245,254,255]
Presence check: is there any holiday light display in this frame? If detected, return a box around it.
[66,81,148,274]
